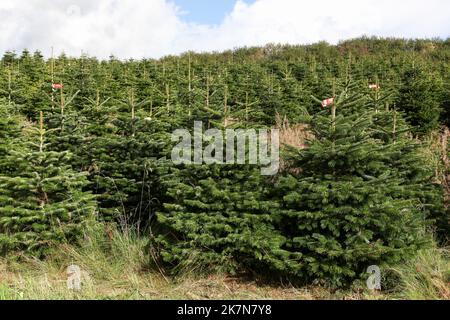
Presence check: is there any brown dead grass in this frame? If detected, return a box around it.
[441,127,450,202]
[276,113,313,150]
[0,258,386,300]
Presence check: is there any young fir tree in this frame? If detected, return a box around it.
[0,103,22,174]
[272,83,432,286]
[0,112,96,254]
[153,119,284,274]
[45,88,86,169]
[446,139,450,242]
[154,163,284,274]
[397,64,443,135]
[86,92,178,225]
[369,86,446,242]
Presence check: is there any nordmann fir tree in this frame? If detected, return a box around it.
[272,82,431,286]
[153,120,284,275]
[0,112,96,254]
[368,84,447,242]
[154,163,284,274]
[87,89,178,225]
[0,102,22,174]
[45,85,86,169]
[396,63,444,135]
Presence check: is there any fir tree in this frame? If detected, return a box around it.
[0,112,96,254]
[272,85,432,286]
[87,97,176,225]
[0,103,22,174]
[153,117,283,274]
[154,163,283,274]
[397,64,443,135]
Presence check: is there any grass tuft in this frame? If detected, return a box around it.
[0,223,448,300]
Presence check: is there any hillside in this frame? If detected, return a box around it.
[0,38,449,299]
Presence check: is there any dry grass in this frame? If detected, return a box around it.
[421,127,449,186]
[276,113,313,150]
[0,223,448,300]
[387,247,450,300]
[441,127,450,208]
[0,258,387,300]
[0,223,385,300]
[275,114,314,175]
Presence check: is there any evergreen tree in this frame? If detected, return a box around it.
[0,103,22,173]
[272,86,433,286]
[0,112,96,254]
[154,163,283,274]
[0,39,447,282]
[153,117,283,274]
[397,64,443,135]
[87,97,176,225]
[369,87,446,241]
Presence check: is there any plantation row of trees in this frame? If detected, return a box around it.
[1,38,449,132]
[0,38,448,286]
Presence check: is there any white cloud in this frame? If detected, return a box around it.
[0,0,449,59]
[0,0,182,58]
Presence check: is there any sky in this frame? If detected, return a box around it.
[0,0,449,59]
[174,0,255,25]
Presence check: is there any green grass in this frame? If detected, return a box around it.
[0,223,448,300]
[387,247,450,300]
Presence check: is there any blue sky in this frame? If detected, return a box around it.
[0,0,448,59]
[173,0,255,25]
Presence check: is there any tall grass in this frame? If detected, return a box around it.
[388,246,450,300]
[0,222,448,300]
[0,223,168,300]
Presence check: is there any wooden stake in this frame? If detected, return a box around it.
[331,104,336,130]
[224,85,228,115]
[51,47,55,108]
[131,89,135,137]
[7,68,11,108]
[96,89,100,109]
[331,79,336,130]
[393,105,397,142]
[166,83,170,111]
[331,79,337,178]
[223,84,228,127]
[131,89,135,121]
[188,52,192,93]
[60,80,65,117]
[205,72,210,109]
[269,71,274,94]
[188,53,193,118]
[60,80,66,132]
[245,92,249,122]
[150,99,153,118]
[345,52,352,83]
[39,111,44,153]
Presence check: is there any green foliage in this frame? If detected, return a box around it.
[396,65,444,135]
[0,103,22,173]
[87,114,174,223]
[153,82,444,286]
[0,113,96,255]
[154,163,284,275]
[0,39,447,287]
[272,98,434,286]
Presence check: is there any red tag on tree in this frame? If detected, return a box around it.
[322,97,334,107]
[52,83,63,89]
